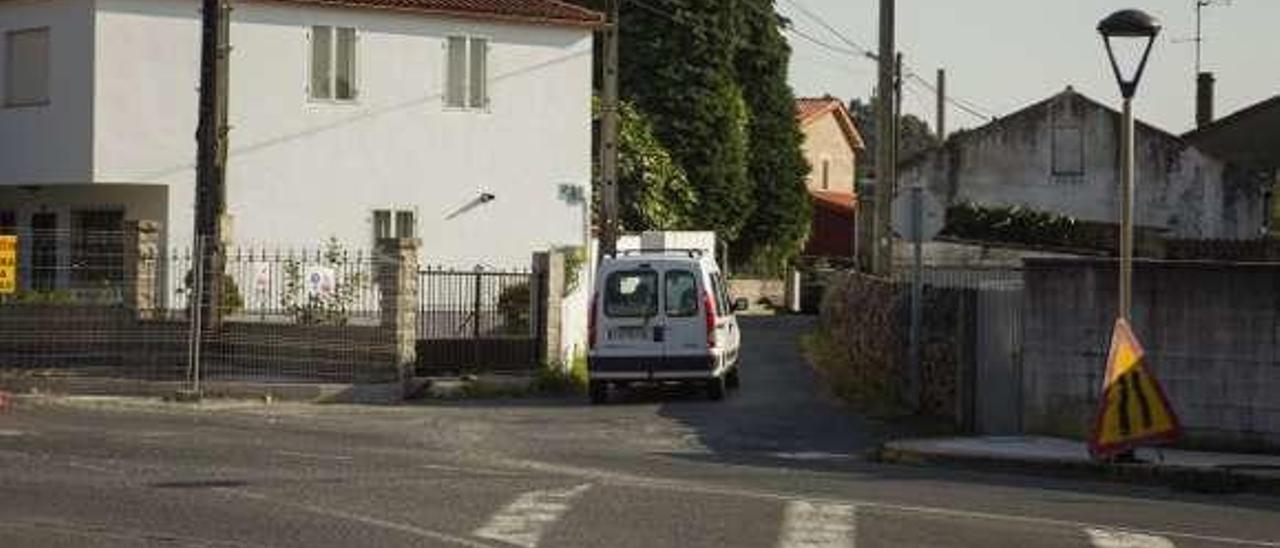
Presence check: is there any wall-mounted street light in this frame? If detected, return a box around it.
[1098,9,1160,319]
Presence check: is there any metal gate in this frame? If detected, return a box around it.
[416,267,544,374]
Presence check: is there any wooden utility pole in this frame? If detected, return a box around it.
[598,0,620,257]
[936,68,946,140]
[872,0,895,275]
[893,52,902,187]
[193,0,230,330]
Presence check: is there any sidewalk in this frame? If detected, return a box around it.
[878,436,1280,495]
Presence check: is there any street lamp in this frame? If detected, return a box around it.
[1098,9,1160,320]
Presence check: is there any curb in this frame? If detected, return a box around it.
[874,445,1280,496]
[0,376,407,405]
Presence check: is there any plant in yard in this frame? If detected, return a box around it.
[280,238,366,325]
[496,282,532,336]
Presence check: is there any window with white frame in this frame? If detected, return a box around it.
[310,26,357,101]
[4,27,50,107]
[445,36,488,110]
[373,209,415,240]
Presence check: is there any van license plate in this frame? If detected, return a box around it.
[610,327,648,340]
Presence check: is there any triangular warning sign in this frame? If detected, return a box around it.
[1089,319,1181,459]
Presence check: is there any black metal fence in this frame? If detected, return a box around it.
[416,267,544,374]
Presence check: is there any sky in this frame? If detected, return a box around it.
[780,0,1280,136]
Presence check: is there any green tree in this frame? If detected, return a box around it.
[732,0,812,272]
[614,0,754,242]
[848,97,939,177]
[593,99,700,232]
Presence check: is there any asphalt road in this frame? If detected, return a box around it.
[1,316,1278,547]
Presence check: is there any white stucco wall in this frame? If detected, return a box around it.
[0,0,94,184]
[93,0,593,267]
[901,92,1264,240]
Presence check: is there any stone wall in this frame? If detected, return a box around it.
[819,272,976,423]
[1022,258,1280,451]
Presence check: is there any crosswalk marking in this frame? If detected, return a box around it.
[778,500,857,548]
[1086,527,1177,548]
[473,483,591,548]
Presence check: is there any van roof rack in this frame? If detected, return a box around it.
[615,248,705,259]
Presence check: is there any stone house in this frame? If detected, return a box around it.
[899,87,1270,240]
[1182,94,1280,237]
[795,96,865,258]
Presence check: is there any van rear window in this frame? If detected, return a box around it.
[605,270,658,317]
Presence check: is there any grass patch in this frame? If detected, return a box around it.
[532,353,589,396]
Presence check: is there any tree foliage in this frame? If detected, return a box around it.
[614,0,753,242]
[593,99,700,232]
[848,97,939,177]
[732,0,812,271]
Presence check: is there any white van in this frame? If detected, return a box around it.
[587,249,746,403]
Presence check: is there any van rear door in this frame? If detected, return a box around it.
[655,266,713,378]
[595,266,662,378]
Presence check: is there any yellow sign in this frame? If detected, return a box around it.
[0,235,15,294]
[1089,319,1181,458]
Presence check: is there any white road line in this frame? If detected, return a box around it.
[778,501,857,548]
[473,483,591,548]
[1087,528,1177,548]
[489,457,1280,548]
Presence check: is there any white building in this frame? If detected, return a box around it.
[0,0,599,289]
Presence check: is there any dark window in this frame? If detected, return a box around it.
[821,159,830,190]
[664,270,698,317]
[71,210,124,285]
[395,210,415,238]
[1052,126,1084,176]
[373,210,392,240]
[0,210,15,234]
[711,272,731,315]
[604,269,657,317]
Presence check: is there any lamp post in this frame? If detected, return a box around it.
[1098,9,1160,320]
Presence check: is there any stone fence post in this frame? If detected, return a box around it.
[376,238,419,394]
[122,220,161,320]
[532,250,565,368]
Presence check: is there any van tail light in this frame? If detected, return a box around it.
[588,293,599,350]
[703,291,717,348]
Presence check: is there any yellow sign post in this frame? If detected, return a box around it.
[0,235,16,295]
[1089,319,1181,459]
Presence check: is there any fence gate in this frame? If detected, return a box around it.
[416,268,544,374]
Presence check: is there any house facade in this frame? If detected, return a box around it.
[0,0,599,292]
[795,96,864,258]
[900,88,1270,240]
[1183,94,1280,237]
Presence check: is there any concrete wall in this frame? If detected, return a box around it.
[0,0,95,184]
[90,0,593,267]
[1022,258,1280,451]
[800,113,856,194]
[900,91,1268,240]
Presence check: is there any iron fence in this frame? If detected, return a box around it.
[416,267,544,374]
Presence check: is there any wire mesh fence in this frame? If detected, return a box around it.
[0,232,396,387]
[0,228,552,391]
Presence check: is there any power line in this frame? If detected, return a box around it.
[780,0,998,122]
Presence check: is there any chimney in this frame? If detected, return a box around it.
[1196,72,1215,128]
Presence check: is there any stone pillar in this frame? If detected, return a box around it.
[532,250,565,367]
[376,238,419,394]
[122,220,161,320]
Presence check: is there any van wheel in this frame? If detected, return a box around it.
[726,367,741,390]
[588,381,608,405]
[707,376,727,401]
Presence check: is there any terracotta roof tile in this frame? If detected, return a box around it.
[279,0,603,26]
[795,96,866,150]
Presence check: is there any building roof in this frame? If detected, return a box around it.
[809,190,857,213]
[1183,95,1280,170]
[271,0,603,27]
[796,96,866,151]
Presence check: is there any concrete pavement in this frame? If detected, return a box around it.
[1,316,1278,547]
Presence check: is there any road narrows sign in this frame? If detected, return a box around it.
[0,235,16,295]
[1089,319,1181,459]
